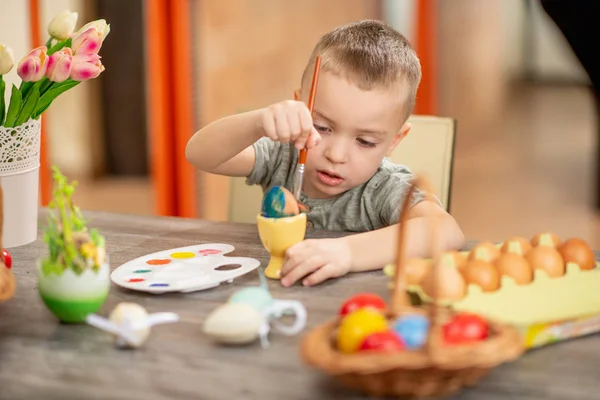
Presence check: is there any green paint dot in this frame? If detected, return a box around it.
[134,269,152,273]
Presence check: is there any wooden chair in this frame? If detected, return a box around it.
[228,115,457,224]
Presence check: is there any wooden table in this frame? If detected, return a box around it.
[1,210,600,400]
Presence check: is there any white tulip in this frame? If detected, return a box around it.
[75,19,110,40]
[48,10,79,40]
[0,44,15,75]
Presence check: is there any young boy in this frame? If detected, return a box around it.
[186,20,464,287]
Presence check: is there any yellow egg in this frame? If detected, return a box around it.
[337,308,388,353]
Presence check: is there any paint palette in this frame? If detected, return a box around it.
[111,244,260,294]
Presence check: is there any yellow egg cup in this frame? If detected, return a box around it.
[256,213,307,279]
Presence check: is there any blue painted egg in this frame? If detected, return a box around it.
[228,287,274,311]
[261,186,299,218]
[392,314,429,349]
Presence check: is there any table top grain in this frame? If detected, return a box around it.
[1,210,599,400]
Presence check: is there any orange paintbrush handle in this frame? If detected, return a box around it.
[293,55,321,199]
[299,149,308,164]
[299,55,322,164]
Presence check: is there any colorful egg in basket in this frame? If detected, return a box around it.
[300,176,524,398]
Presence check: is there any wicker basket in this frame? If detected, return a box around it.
[0,178,16,302]
[300,176,524,398]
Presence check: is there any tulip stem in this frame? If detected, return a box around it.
[19,81,34,99]
[45,37,53,49]
[38,78,54,96]
[0,76,5,126]
[47,38,71,56]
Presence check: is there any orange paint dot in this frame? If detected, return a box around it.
[147,259,171,265]
[170,252,195,259]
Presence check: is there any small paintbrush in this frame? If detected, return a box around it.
[293,55,322,200]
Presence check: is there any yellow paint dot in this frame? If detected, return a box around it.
[170,251,195,259]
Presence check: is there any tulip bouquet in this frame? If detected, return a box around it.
[0,10,110,128]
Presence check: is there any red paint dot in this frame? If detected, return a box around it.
[127,278,145,283]
[199,249,221,256]
[147,259,171,265]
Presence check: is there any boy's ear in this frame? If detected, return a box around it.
[386,122,411,157]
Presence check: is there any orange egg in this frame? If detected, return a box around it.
[558,238,595,270]
[531,232,561,248]
[443,251,467,272]
[526,246,565,277]
[462,260,501,292]
[421,254,466,301]
[404,258,431,285]
[494,253,533,284]
[468,242,500,262]
[500,237,532,255]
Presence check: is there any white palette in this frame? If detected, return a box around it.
[110,244,260,294]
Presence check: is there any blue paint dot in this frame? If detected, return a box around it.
[150,283,169,287]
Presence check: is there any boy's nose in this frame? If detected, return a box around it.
[324,140,348,164]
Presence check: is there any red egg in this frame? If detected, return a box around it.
[339,293,386,317]
[2,249,11,269]
[443,313,489,345]
[358,330,405,352]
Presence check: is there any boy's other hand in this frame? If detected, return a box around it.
[280,237,352,287]
[258,100,321,151]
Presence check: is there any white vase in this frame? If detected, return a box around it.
[0,119,41,248]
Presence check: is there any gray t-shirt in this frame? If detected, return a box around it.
[246,137,427,232]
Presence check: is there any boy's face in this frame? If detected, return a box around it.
[296,71,411,199]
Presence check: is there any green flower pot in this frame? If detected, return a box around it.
[37,260,110,323]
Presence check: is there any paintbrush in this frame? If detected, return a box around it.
[293,55,322,200]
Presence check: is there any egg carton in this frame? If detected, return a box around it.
[384,236,600,349]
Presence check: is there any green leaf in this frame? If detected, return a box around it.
[3,85,22,127]
[14,86,40,126]
[38,78,54,96]
[19,81,34,99]
[0,77,5,126]
[33,79,80,118]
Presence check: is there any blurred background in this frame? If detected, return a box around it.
[1,0,599,245]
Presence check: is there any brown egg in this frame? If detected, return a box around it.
[558,238,595,270]
[500,237,532,255]
[404,258,431,285]
[468,242,500,262]
[526,245,565,277]
[462,260,501,292]
[421,253,466,301]
[442,250,467,272]
[495,253,533,284]
[531,232,562,248]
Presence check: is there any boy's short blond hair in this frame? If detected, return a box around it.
[301,19,422,120]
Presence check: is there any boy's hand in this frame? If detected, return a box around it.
[280,238,352,287]
[258,100,321,151]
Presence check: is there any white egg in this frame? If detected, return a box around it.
[202,302,264,345]
[109,302,150,348]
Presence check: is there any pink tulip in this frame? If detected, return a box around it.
[70,54,104,81]
[71,27,103,55]
[46,47,73,82]
[17,46,48,82]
